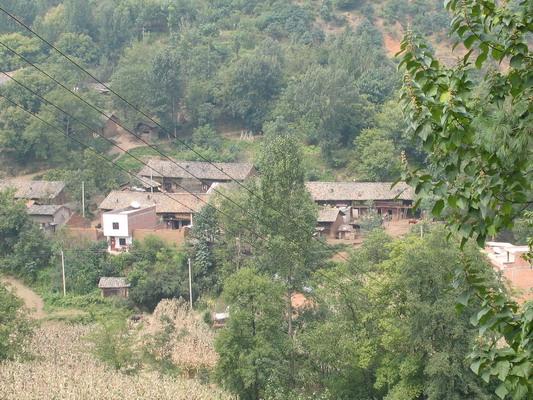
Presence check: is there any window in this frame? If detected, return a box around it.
[119,238,126,246]
[112,222,119,230]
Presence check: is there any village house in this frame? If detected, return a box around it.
[102,203,158,252]
[27,204,72,232]
[137,159,256,193]
[99,190,208,229]
[306,181,415,221]
[316,208,343,238]
[484,242,533,303]
[98,277,130,298]
[0,179,66,205]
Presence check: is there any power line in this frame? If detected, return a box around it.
[0,69,351,288]
[0,92,367,307]
[0,43,364,289]
[0,8,359,268]
[1,89,358,301]
[0,9,383,294]
[0,41,342,271]
[0,93,268,258]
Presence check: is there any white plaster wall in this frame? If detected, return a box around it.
[102,213,129,237]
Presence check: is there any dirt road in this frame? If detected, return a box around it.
[1,276,45,319]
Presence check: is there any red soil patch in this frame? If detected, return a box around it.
[383,33,401,57]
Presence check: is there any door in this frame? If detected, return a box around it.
[110,236,116,250]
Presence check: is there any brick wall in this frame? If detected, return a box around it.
[132,228,188,246]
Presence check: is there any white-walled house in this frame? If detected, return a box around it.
[102,204,157,252]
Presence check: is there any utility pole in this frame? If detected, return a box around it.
[188,258,193,309]
[60,250,66,297]
[81,181,85,218]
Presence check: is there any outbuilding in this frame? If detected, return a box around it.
[98,277,130,298]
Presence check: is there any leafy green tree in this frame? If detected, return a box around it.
[217,39,284,131]
[272,64,373,165]
[0,285,33,361]
[63,0,95,36]
[54,32,99,65]
[349,128,401,181]
[32,4,67,43]
[126,237,187,311]
[191,124,221,150]
[0,33,45,71]
[189,204,221,296]
[301,227,496,399]
[0,0,39,34]
[399,1,532,397]
[9,224,52,281]
[215,267,288,400]
[0,189,29,256]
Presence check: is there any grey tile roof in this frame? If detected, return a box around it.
[98,277,130,289]
[306,182,415,202]
[98,190,208,214]
[138,159,255,181]
[317,208,341,222]
[27,204,67,216]
[0,179,65,200]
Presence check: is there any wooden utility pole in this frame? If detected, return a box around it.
[60,250,66,296]
[81,181,85,218]
[188,258,193,309]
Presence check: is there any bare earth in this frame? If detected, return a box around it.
[1,276,45,318]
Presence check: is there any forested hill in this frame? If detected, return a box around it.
[0,0,451,181]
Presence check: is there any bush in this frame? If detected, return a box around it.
[0,285,34,360]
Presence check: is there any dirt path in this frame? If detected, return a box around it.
[108,126,146,156]
[1,276,45,319]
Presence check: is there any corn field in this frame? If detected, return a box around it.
[0,321,232,400]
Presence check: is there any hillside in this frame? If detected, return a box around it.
[0,0,457,189]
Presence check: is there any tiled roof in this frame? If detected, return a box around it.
[317,208,340,222]
[0,179,65,200]
[98,190,208,214]
[98,277,130,289]
[138,159,255,181]
[306,182,415,201]
[27,204,66,216]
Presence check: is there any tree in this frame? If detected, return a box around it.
[0,33,45,71]
[399,1,532,397]
[215,267,288,400]
[0,189,29,256]
[300,227,496,399]
[54,32,99,65]
[0,285,33,361]
[189,204,221,296]
[272,64,373,165]
[63,0,95,36]
[349,128,401,181]
[126,237,187,311]
[9,224,52,281]
[217,39,284,131]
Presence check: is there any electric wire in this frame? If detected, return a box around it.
[0,7,368,268]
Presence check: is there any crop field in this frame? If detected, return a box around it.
[0,322,232,400]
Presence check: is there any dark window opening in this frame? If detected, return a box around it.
[119,238,126,246]
[112,222,119,229]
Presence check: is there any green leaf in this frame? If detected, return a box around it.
[510,54,523,68]
[463,35,477,49]
[470,359,482,375]
[432,199,445,216]
[495,383,508,399]
[495,361,510,381]
[475,51,488,68]
[457,290,471,306]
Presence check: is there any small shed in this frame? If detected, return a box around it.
[316,208,344,238]
[98,277,130,298]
